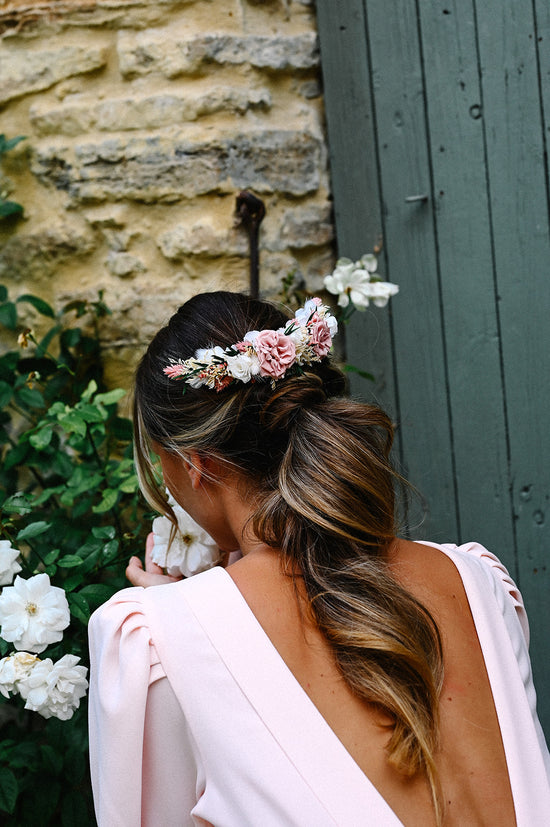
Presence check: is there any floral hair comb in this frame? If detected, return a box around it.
[163,298,338,392]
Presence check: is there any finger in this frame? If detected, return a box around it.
[145,533,165,574]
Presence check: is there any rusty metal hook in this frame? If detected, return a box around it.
[235,190,266,299]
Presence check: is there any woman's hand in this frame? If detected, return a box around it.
[126,533,183,588]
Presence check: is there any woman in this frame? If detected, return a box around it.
[88,291,550,826]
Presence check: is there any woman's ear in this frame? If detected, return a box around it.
[183,452,204,490]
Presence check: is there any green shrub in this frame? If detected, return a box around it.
[0,286,149,824]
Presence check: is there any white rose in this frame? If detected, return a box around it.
[0,540,22,586]
[151,496,220,577]
[19,654,88,720]
[0,651,39,698]
[0,573,70,654]
[225,353,261,382]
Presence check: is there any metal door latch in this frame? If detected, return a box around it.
[405,194,429,203]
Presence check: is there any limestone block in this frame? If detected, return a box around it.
[0,45,108,105]
[30,87,271,137]
[106,251,146,277]
[258,252,300,293]
[281,204,334,248]
[158,221,248,259]
[32,131,322,202]
[0,223,96,281]
[117,30,319,77]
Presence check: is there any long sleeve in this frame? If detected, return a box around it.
[88,587,199,826]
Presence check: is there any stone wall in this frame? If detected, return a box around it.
[0,0,334,386]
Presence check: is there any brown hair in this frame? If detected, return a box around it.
[134,291,444,822]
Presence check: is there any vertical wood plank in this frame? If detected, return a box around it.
[315,0,397,422]
[474,0,550,733]
[417,0,515,571]
[364,0,459,541]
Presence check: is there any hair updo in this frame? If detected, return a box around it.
[133,290,444,824]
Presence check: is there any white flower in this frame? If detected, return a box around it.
[364,280,400,307]
[0,574,70,654]
[0,651,39,698]
[242,330,260,345]
[195,345,225,362]
[19,654,88,721]
[0,540,22,586]
[324,253,399,310]
[357,253,378,273]
[294,298,320,325]
[225,352,261,383]
[151,496,220,577]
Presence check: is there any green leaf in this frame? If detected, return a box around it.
[0,302,17,330]
[0,767,18,814]
[77,402,106,423]
[0,135,26,153]
[342,363,376,382]
[92,488,119,514]
[16,294,55,318]
[0,285,7,302]
[57,411,86,437]
[14,386,44,409]
[17,521,51,541]
[94,388,126,406]
[29,425,54,450]
[102,539,119,560]
[0,200,23,218]
[57,554,84,568]
[63,571,85,591]
[0,381,12,408]
[44,548,61,565]
[68,592,90,623]
[40,743,63,775]
[60,327,82,349]
[1,492,33,515]
[78,583,116,607]
[119,474,139,493]
[91,525,116,540]
[35,323,62,358]
[3,443,28,471]
[81,379,98,402]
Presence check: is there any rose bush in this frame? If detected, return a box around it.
[0,285,150,824]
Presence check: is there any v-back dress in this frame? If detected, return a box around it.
[88,542,550,826]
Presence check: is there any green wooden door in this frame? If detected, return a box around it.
[317,0,550,735]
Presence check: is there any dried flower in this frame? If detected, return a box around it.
[17,328,33,348]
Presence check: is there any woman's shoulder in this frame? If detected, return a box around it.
[394,539,529,644]
[89,567,229,655]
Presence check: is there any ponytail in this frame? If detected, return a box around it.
[253,378,444,822]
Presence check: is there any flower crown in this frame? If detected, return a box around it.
[163,298,338,392]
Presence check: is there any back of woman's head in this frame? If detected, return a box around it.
[134,290,395,546]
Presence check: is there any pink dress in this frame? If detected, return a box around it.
[88,542,550,825]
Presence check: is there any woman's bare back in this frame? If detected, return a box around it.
[227,540,516,826]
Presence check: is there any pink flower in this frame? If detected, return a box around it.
[254,330,296,378]
[310,319,332,358]
[163,364,187,378]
